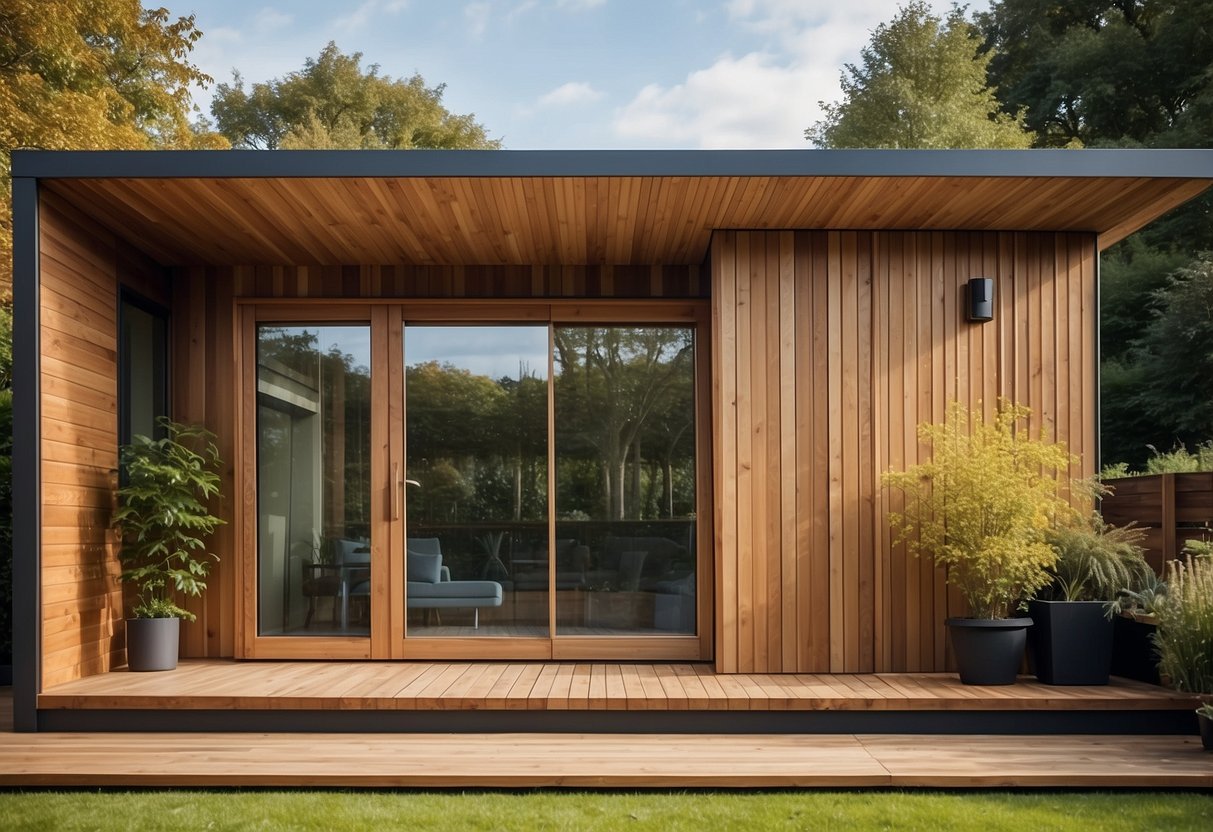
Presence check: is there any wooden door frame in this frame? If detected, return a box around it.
[234,298,713,662]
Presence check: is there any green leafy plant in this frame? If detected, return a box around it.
[883,400,1074,620]
[1099,441,1213,479]
[1037,515,1151,605]
[113,420,224,621]
[1153,553,1213,694]
[1099,461,1132,480]
[1108,569,1169,619]
[1182,538,1213,559]
[1197,702,1213,719]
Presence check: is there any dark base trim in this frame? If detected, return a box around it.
[38,708,1198,735]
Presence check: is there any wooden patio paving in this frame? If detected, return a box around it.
[3,688,1211,788]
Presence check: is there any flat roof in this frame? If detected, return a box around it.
[16,149,1213,265]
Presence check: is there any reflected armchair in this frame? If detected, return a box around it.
[405,537,503,628]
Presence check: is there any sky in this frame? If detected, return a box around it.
[406,325,549,380]
[178,0,986,150]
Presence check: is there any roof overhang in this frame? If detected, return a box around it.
[15,149,1213,266]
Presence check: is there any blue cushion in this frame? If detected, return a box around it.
[407,550,443,584]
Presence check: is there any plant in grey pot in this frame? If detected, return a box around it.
[884,401,1072,685]
[113,420,224,672]
[1030,514,1151,685]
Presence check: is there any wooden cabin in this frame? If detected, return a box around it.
[10,148,1213,732]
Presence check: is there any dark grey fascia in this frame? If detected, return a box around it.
[11,148,1213,181]
[10,176,40,732]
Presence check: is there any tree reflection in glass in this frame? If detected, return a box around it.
[554,326,698,635]
[404,325,549,637]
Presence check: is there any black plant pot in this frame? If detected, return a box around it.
[947,617,1032,685]
[1111,615,1161,685]
[1028,600,1113,686]
[125,617,180,672]
[1201,714,1213,751]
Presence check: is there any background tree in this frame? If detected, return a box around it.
[806,2,1031,149]
[1123,256,1213,445]
[979,1,1213,152]
[0,1,226,296]
[978,1,1213,467]
[211,43,500,150]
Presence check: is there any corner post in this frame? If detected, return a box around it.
[11,176,41,731]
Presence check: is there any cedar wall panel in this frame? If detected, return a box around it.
[38,192,168,688]
[171,262,704,658]
[711,230,1097,674]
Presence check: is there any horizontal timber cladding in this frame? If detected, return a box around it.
[37,192,167,688]
[710,230,1097,674]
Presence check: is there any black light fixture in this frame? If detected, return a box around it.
[966,277,994,322]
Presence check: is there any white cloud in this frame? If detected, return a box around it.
[464,2,492,39]
[615,51,828,148]
[613,1,960,148]
[202,26,244,46]
[253,8,294,32]
[507,1,540,24]
[555,0,606,9]
[538,81,604,107]
[333,0,410,32]
[334,0,379,31]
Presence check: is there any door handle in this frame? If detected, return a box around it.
[392,462,402,521]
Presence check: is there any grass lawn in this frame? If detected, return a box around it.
[0,790,1210,831]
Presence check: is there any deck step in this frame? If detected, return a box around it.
[1,730,1209,788]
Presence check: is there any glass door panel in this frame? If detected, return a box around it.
[404,325,549,637]
[256,324,372,637]
[553,326,698,635]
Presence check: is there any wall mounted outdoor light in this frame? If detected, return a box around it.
[966,277,994,322]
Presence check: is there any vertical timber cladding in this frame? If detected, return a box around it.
[169,262,705,658]
[711,230,1097,674]
[37,192,167,688]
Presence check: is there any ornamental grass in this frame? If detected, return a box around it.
[1154,552,1213,694]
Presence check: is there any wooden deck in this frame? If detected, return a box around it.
[3,690,1211,787]
[37,660,1198,713]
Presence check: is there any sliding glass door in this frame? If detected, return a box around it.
[403,325,550,638]
[241,303,706,660]
[255,324,372,638]
[552,326,698,636]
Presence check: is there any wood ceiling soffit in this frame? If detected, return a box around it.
[41,175,1213,266]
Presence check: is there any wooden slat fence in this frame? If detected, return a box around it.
[1101,473,1213,571]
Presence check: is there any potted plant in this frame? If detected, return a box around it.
[884,400,1072,685]
[113,420,224,671]
[1198,703,1213,752]
[1152,551,1213,746]
[1107,568,1168,684]
[1029,514,1151,685]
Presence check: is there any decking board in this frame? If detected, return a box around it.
[35,660,1197,713]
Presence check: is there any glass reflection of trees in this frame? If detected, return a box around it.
[553,326,698,635]
[405,361,548,526]
[553,327,696,523]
